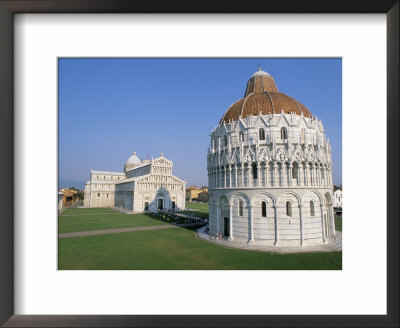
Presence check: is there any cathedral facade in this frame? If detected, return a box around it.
[84,152,186,213]
[207,68,336,247]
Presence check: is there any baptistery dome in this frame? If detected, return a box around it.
[220,67,312,124]
[206,67,337,249]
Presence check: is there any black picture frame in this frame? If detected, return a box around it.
[0,1,398,327]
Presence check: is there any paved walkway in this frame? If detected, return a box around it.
[60,212,127,217]
[196,226,342,254]
[59,222,203,239]
[59,207,206,239]
[59,224,177,239]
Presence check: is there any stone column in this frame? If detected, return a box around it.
[228,204,234,241]
[314,164,318,186]
[223,168,226,188]
[325,168,328,186]
[321,168,324,186]
[248,205,254,243]
[241,165,244,187]
[298,163,303,186]
[319,167,322,186]
[331,205,336,238]
[320,204,326,243]
[235,165,238,187]
[216,204,221,234]
[289,163,293,186]
[257,164,261,187]
[299,203,304,246]
[321,167,324,186]
[313,164,317,186]
[273,163,278,187]
[265,163,268,186]
[247,166,251,187]
[213,169,215,188]
[229,167,232,188]
[274,205,279,246]
[304,163,309,186]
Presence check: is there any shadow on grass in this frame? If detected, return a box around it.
[176,210,208,219]
[142,212,206,233]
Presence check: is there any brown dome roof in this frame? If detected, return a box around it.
[219,68,312,124]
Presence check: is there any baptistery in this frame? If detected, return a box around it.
[207,67,336,247]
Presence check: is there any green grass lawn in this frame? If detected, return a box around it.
[59,206,342,270]
[178,202,209,218]
[335,216,342,231]
[185,202,209,213]
[59,208,168,233]
[58,227,342,270]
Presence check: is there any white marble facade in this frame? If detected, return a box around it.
[207,69,337,247]
[84,152,186,212]
[333,189,343,208]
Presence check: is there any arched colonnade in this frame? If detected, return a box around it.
[210,190,336,246]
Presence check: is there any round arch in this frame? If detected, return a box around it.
[250,192,276,207]
[276,191,301,205]
[229,192,251,207]
[301,190,323,205]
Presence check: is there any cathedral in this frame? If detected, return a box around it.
[84,152,186,213]
[207,67,336,247]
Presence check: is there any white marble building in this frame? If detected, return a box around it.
[207,67,336,247]
[334,189,343,208]
[84,152,186,212]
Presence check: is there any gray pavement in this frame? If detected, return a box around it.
[58,222,203,239]
[59,224,177,239]
[196,226,342,254]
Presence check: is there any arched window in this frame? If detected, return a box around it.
[281,127,288,140]
[301,129,305,142]
[261,201,267,217]
[292,163,299,179]
[252,163,258,179]
[239,131,244,142]
[286,201,292,217]
[259,128,265,140]
[310,200,315,216]
[239,200,243,216]
[224,135,228,146]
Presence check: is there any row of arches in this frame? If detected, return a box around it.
[209,191,335,246]
[220,127,318,146]
[209,161,332,189]
[238,200,313,218]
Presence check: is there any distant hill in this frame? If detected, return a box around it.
[59,180,86,190]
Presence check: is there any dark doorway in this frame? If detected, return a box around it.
[144,202,149,210]
[158,199,163,210]
[224,217,230,237]
[171,201,176,209]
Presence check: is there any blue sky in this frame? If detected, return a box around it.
[59,58,342,187]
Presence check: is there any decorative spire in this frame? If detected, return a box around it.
[258,64,262,71]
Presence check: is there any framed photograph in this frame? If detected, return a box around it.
[0,1,398,327]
